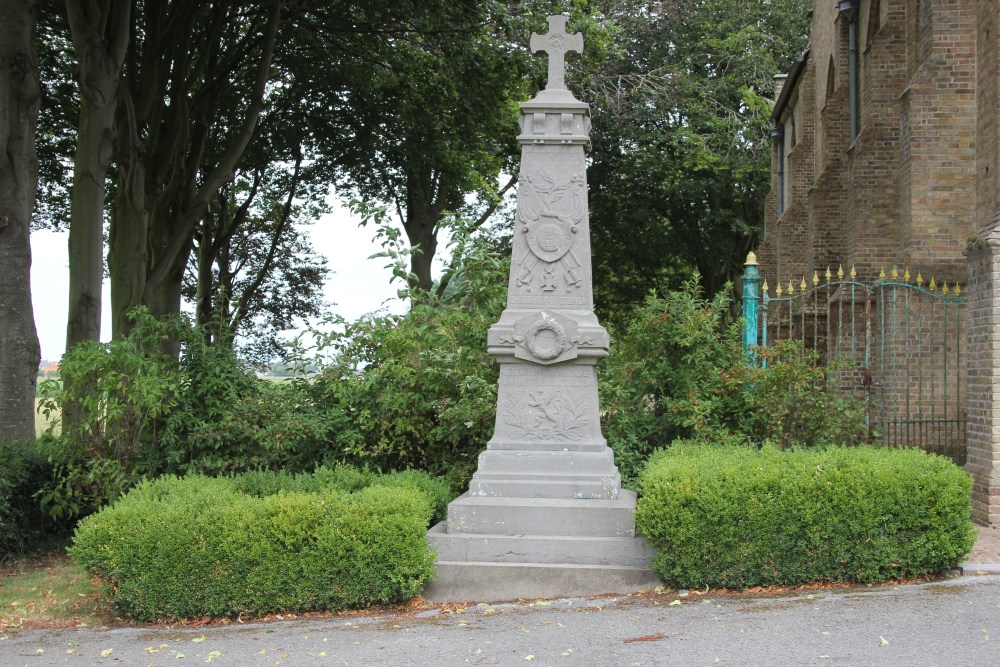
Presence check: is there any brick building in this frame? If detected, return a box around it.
[761,0,1000,525]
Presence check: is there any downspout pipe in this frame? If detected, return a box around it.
[772,125,785,215]
[839,0,860,141]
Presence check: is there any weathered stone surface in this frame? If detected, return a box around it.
[423,561,662,603]
[425,15,658,602]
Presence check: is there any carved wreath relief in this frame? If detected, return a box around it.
[515,166,586,293]
[501,388,588,441]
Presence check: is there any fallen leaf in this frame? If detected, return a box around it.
[205,650,222,662]
[880,636,889,646]
[525,656,535,661]
[669,599,682,607]
[623,633,664,644]
[100,648,114,657]
[192,635,206,643]
[36,649,45,654]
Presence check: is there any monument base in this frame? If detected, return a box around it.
[423,490,660,603]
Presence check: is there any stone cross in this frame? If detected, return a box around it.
[530,14,583,91]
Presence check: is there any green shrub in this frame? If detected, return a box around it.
[69,467,444,620]
[635,444,976,589]
[600,278,747,483]
[0,443,71,557]
[600,278,868,484]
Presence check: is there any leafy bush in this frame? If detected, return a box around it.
[635,444,977,588]
[600,278,868,483]
[600,279,747,482]
[744,341,867,450]
[0,443,71,558]
[298,232,509,485]
[69,467,447,620]
[36,311,183,519]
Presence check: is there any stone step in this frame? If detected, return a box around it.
[427,521,655,566]
[475,448,618,476]
[444,491,639,537]
[468,472,621,499]
[421,561,662,603]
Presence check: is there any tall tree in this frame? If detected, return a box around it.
[64,0,130,350]
[0,0,43,443]
[321,1,531,293]
[109,0,281,339]
[584,0,812,321]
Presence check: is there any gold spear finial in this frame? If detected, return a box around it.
[904,267,911,282]
[800,276,807,291]
[837,265,844,279]
[776,282,783,296]
[942,281,949,295]
[850,265,857,280]
[929,276,937,292]
[762,278,769,295]
[891,266,899,281]
[916,272,923,286]
[813,270,820,286]
[788,279,795,295]
[825,266,832,282]
[955,283,961,297]
[879,266,886,280]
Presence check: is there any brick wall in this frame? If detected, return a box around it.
[761,0,1000,523]
[967,0,1000,526]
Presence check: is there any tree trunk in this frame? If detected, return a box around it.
[65,0,131,349]
[0,0,42,444]
[108,160,148,338]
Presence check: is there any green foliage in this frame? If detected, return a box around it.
[585,0,814,319]
[36,311,183,519]
[745,342,868,450]
[600,278,747,482]
[295,227,509,486]
[0,443,70,558]
[69,467,445,620]
[600,277,868,484]
[636,444,977,589]
[159,334,330,476]
[36,310,334,520]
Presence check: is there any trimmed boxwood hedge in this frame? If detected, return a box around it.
[69,467,452,620]
[635,445,977,589]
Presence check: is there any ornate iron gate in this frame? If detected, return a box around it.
[742,255,967,463]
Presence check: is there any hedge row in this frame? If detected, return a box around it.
[69,468,452,620]
[635,445,977,588]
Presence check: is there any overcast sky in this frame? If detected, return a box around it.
[29,198,412,360]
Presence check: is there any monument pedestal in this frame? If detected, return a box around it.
[422,16,659,603]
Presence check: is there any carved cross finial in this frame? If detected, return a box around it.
[530,15,583,91]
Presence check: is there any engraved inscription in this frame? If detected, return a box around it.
[509,295,586,306]
[501,366,591,388]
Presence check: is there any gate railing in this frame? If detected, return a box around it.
[742,253,967,463]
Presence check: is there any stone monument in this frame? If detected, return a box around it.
[423,15,659,602]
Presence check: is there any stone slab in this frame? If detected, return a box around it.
[468,473,620,499]
[427,521,655,566]
[474,449,617,476]
[421,561,662,603]
[445,491,639,537]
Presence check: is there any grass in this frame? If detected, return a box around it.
[34,397,59,438]
[0,552,109,630]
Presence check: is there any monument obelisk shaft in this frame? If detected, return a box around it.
[424,15,657,603]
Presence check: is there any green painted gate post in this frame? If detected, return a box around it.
[742,251,761,364]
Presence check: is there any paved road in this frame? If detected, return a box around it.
[3,575,999,666]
